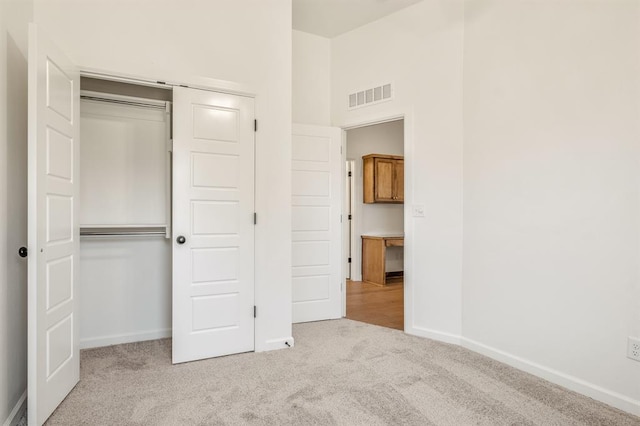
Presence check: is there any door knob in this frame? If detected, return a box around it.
[18,247,28,258]
[176,236,186,245]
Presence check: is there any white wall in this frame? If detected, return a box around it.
[292,30,330,126]
[79,239,171,348]
[33,0,293,351]
[462,0,640,414]
[346,120,404,280]
[332,0,464,341]
[0,0,32,423]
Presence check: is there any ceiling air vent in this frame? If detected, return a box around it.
[348,83,392,109]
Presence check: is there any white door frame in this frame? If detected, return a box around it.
[80,67,256,99]
[344,160,355,281]
[341,159,355,317]
[340,111,413,331]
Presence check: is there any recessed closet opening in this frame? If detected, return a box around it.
[30,33,259,420]
[344,119,405,331]
[78,77,174,349]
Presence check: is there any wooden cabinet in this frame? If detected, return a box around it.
[362,235,404,286]
[363,154,404,203]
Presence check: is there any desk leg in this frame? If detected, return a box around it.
[362,238,386,286]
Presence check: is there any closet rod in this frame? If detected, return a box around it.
[80,232,167,239]
[80,95,167,110]
[80,231,166,236]
[80,226,168,237]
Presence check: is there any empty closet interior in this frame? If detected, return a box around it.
[79,77,173,349]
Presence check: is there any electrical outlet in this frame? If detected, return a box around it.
[412,204,425,218]
[628,337,640,362]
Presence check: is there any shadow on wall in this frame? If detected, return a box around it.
[4,32,29,417]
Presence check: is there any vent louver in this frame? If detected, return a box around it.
[348,83,392,109]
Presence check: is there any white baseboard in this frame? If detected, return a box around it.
[80,328,172,349]
[406,325,462,345]
[461,337,640,417]
[402,327,639,416]
[257,336,295,352]
[3,391,26,426]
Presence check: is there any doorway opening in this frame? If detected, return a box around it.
[78,76,174,350]
[75,76,257,362]
[344,119,404,330]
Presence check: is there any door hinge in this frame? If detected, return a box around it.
[348,171,352,177]
[254,212,257,225]
[348,257,352,263]
[254,306,257,318]
[348,214,352,220]
[254,119,258,132]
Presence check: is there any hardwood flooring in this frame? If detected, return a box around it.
[346,279,404,330]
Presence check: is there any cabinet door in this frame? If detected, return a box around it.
[374,158,395,202]
[394,159,404,202]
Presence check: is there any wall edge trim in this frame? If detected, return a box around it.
[461,337,640,416]
[79,328,171,350]
[406,325,462,345]
[256,336,295,352]
[3,390,27,426]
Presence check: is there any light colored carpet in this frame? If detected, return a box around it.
[39,319,638,425]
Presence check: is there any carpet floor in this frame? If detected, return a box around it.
[41,319,639,425]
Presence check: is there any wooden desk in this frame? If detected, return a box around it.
[361,235,404,286]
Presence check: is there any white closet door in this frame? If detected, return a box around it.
[292,124,342,323]
[172,87,255,364]
[27,25,80,426]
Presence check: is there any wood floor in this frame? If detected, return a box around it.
[346,279,404,330]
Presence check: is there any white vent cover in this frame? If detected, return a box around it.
[348,83,392,109]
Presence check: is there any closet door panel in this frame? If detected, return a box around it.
[28,24,80,426]
[172,87,255,364]
[291,124,343,324]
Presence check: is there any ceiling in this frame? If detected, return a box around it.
[292,0,423,38]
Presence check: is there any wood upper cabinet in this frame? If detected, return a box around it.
[363,154,404,203]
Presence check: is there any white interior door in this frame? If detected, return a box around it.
[292,124,342,323]
[172,87,255,364]
[28,25,80,425]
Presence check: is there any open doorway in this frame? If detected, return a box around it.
[76,76,257,362]
[344,119,404,330]
[78,77,173,351]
